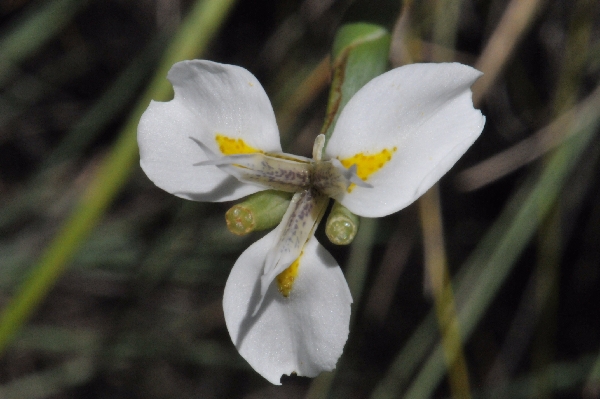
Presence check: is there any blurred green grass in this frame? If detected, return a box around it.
[0,0,599,398]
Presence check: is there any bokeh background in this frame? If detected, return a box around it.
[1,0,599,398]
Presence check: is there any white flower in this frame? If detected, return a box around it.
[137,60,485,384]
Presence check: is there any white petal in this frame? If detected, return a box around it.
[223,230,352,384]
[325,63,485,217]
[138,60,282,202]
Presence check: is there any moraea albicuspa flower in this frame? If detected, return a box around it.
[137,60,485,384]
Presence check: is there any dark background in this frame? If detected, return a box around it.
[0,0,599,398]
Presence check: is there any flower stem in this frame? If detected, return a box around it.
[321,23,390,147]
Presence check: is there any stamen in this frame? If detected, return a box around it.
[190,137,311,192]
[261,189,329,298]
[249,189,327,315]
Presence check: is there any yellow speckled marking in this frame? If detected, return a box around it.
[340,147,397,191]
[215,134,261,155]
[276,256,301,297]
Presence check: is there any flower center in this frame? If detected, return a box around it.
[197,134,378,298]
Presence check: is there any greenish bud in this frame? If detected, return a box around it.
[225,190,293,235]
[325,201,360,245]
[321,23,390,147]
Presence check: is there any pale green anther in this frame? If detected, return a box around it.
[225,190,293,235]
[325,200,360,245]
